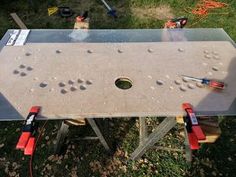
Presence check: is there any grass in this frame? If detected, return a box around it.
[0,118,235,176]
[0,0,236,176]
[0,0,236,40]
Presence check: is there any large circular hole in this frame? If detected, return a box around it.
[115,77,132,90]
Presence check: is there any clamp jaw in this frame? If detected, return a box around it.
[76,11,88,22]
[165,17,188,29]
[182,103,206,150]
[172,17,188,28]
[16,106,40,155]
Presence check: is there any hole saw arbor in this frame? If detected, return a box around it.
[0,29,235,160]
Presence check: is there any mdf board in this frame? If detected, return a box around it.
[0,41,236,120]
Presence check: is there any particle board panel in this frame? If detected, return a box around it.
[0,41,236,120]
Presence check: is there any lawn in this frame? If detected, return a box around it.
[0,0,236,176]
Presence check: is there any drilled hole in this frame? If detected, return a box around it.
[59,82,66,87]
[87,50,92,54]
[147,48,153,53]
[25,52,31,56]
[20,72,27,77]
[86,80,93,85]
[19,64,26,69]
[13,70,19,74]
[39,82,47,88]
[80,85,86,90]
[156,80,164,85]
[56,50,62,54]
[68,80,75,85]
[27,67,33,71]
[78,79,84,83]
[70,86,78,91]
[117,49,123,53]
[115,77,132,90]
[61,88,68,94]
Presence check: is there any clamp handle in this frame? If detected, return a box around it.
[16,106,40,155]
[16,132,31,150]
[182,103,206,150]
[24,137,36,155]
[172,17,188,28]
[187,132,200,150]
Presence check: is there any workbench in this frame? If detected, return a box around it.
[0,29,235,160]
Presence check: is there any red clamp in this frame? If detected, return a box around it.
[76,11,88,22]
[182,103,206,150]
[164,17,188,29]
[16,106,40,155]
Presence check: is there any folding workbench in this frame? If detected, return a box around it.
[0,29,235,160]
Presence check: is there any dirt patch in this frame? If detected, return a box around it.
[131,4,174,20]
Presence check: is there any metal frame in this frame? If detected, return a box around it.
[131,117,199,161]
[54,117,190,161]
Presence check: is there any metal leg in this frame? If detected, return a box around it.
[130,117,177,160]
[184,126,192,162]
[139,117,147,146]
[87,118,110,151]
[54,120,69,154]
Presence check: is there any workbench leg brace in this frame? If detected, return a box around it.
[139,117,147,146]
[86,118,110,151]
[54,121,70,153]
[54,118,110,153]
[130,117,177,160]
[184,126,192,162]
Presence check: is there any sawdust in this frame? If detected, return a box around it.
[131,5,174,20]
